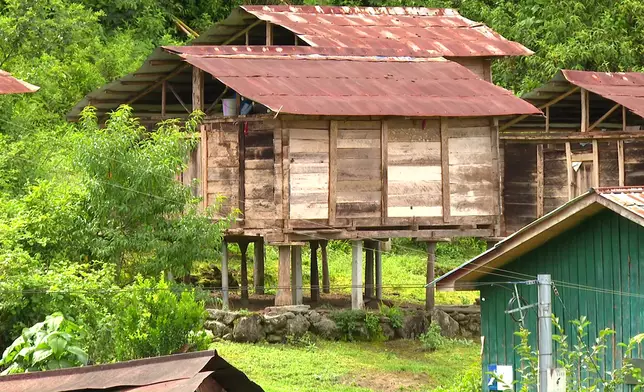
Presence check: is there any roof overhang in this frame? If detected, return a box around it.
[0,70,39,95]
[435,187,644,291]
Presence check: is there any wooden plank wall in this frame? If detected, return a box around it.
[386,119,441,218]
[624,140,644,185]
[503,143,537,234]
[206,122,239,216]
[447,57,492,81]
[448,118,495,217]
[286,120,330,220]
[543,146,567,213]
[598,142,619,187]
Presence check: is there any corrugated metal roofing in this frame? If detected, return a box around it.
[0,70,39,95]
[238,5,533,57]
[562,70,644,118]
[434,187,644,290]
[176,50,540,117]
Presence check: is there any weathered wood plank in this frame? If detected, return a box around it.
[289,128,329,141]
[336,138,380,149]
[337,180,381,192]
[388,165,441,182]
[282,120,330,130]
[592,140,600,187]
[565,142,573,200]
[388,127,440,143]
[328,121,338,225]
[381,120,388,225]
[337,120,381,130]
[536,144,544,217]
[338,129,380,140]
[388,206,442,217]
[618,140,625,186]
[440,118,450,222]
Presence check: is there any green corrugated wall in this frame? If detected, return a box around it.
[480,209,644,391]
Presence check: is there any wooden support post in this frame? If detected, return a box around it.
[310,241,320,302]
[375,240,382,300]
[321,240,330,294]
[238,122,246,216]
[536,144,544,217]
[328,121,338,226]
[565,142,573,200]
[254,238,265,295]
[581,88,589,132]
[381,120,388,225]
[282,124,290,230]
[266,21,273,45]
[245,30,249,46]
[351,240,364,310]
[275,246,292,306]
[440,118,450,222]
[623,106,627,132]
[618,140,625,186]
[161,81,167,118]
[589,103,621,131]
[192,67,206,206]
[221,240,229,310]
[425,241,437,312]
[592,140,600,188]
[291,245,303,305]
[545,106,550,132]
[239,241,249,306]
[192,67,204,111]
[364,240,374,299]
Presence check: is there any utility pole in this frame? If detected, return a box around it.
[537,274,552,392]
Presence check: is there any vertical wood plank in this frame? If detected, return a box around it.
[266,21,273,45]
[238,123,245,216]
[381,119,388,225]
[291,245,303,305]
[192,67,203,111]
[623,105,627,131]
[490,118,501,233]
[192,67,204,202]
[545,106,550,132]
[254,238,265,295]
[536,143,544,217]
[440,118,450,222]
[310,241,320,302]
[328,120,338,226]
[221,240,229,310]
[618,140,625,186]
[239,241,249,305]
[282,123,290,229]
[201,125,208,209]
[425,241,437,311]
[592,139,600,188]
[275,246,292,306]
[581,88,589,132]
[375,240,382,300]
[351,240,364,310]
[321,240,330,294]
[161,80,167,118]
[565,142,573,200]
[364,240,374,299]
[245,30,249,46]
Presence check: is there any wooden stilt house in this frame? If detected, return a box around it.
[68,6,539,309]
[501,70,644,234]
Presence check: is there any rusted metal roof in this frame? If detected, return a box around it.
[562,70,644,118]
[174,49,540,117]
[0,70,39,95]
[164,45,427,58]
[0,350,263,392]
[434,187,644,290]
[237,5,533,57]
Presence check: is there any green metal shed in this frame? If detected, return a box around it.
[436,186,644,391]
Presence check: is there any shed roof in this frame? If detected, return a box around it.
[434,187,644,291]
[0,70,39,95]
[195,5,533,58]
[0,350,263,392]
[166,46,541,117]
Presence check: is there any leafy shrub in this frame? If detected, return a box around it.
[364,312,383,341]
[419,323,446,351]
[433,364,481,392]
[379,304,404,329]
[0,313,88,375]
[286,332,317,352]
[331,310,365,342]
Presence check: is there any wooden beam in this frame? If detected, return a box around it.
[351,240,364,310]
[381,120,388,225]
[425,241,437,311]
[205,86,229,115]
[321,240,330,294]
[223,19,263,45]
[364,240,374,299]
[239,241,249,305]
[545,106,550,132]
[221,240,229,310]
[266,21,273,45]
[440,118,450,222]
[375,240,382,300]
[618,140,625,186]
[592,139,600,187]
[623,105,627,131]
[161,81,167,117]
[501,131,644,143]
[500,86,580,131]
[238,122,246,216]
[127,64,190,105]
[490,119,501,228]
[254,238,265,295]
[571,153,594,162]
[275,246,292,306]
[536,143,544,218]
[282,124,290,230]
[581,88,589,132]
[192,67,204,111]
[310,241,320,302]
[201,124,208,209]
[328,121,338,226]
[120,81,155,86]
[149,59,181,66]
[588,103,621,131]
[166,83,190,113]
[291,245,303,305]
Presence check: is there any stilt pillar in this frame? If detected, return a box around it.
[221,240,229,310]
[239,241,249,306]
[364,240,374,299]
[254,238,265,295]
[310,241,320,302]
[275,246,292,306]
[291,245,303,305]
[425,241,437,311]
[351,240,364,310]
[321,240,330,294]
[375,240,382,300]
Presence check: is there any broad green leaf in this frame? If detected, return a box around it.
[66,346,88,365]
[32,349,53,364]
[47,334,68,356]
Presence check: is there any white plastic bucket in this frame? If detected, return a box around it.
[222,98,237,116]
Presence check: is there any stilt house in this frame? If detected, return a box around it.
[68,6,539,308]
[501,70,644,234]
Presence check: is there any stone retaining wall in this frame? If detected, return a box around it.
[205,305,481,343]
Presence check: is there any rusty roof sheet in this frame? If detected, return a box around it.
[562,70,644,118]
[176,50,540,117]
[596,186,644,219]
[0,70,39,95]
[238,5,533,57]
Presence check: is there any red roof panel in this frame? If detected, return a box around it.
[176,50,540,117]
[240,5,532,57]
[0,70,39,95]
[562,70,644,118]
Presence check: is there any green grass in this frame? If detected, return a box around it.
[214,238,484,306]
[211,339,480,392]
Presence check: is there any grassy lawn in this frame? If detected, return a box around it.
[212,339,480,392]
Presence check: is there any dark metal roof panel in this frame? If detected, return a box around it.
[240,5,533,57]
[179,53,540,117]
[0,70,39,95]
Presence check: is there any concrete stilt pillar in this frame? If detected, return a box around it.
[364,240,374,299]
[291,245,303,305]
[275,245,292,306]
[351,240,364,310]
[221,240,229,310]
[321,240,330,294]
[239,241,249,307]
[254,238,265,295]
[375,240,382,301]
[310,241,320,302]
[425,241,437,311]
